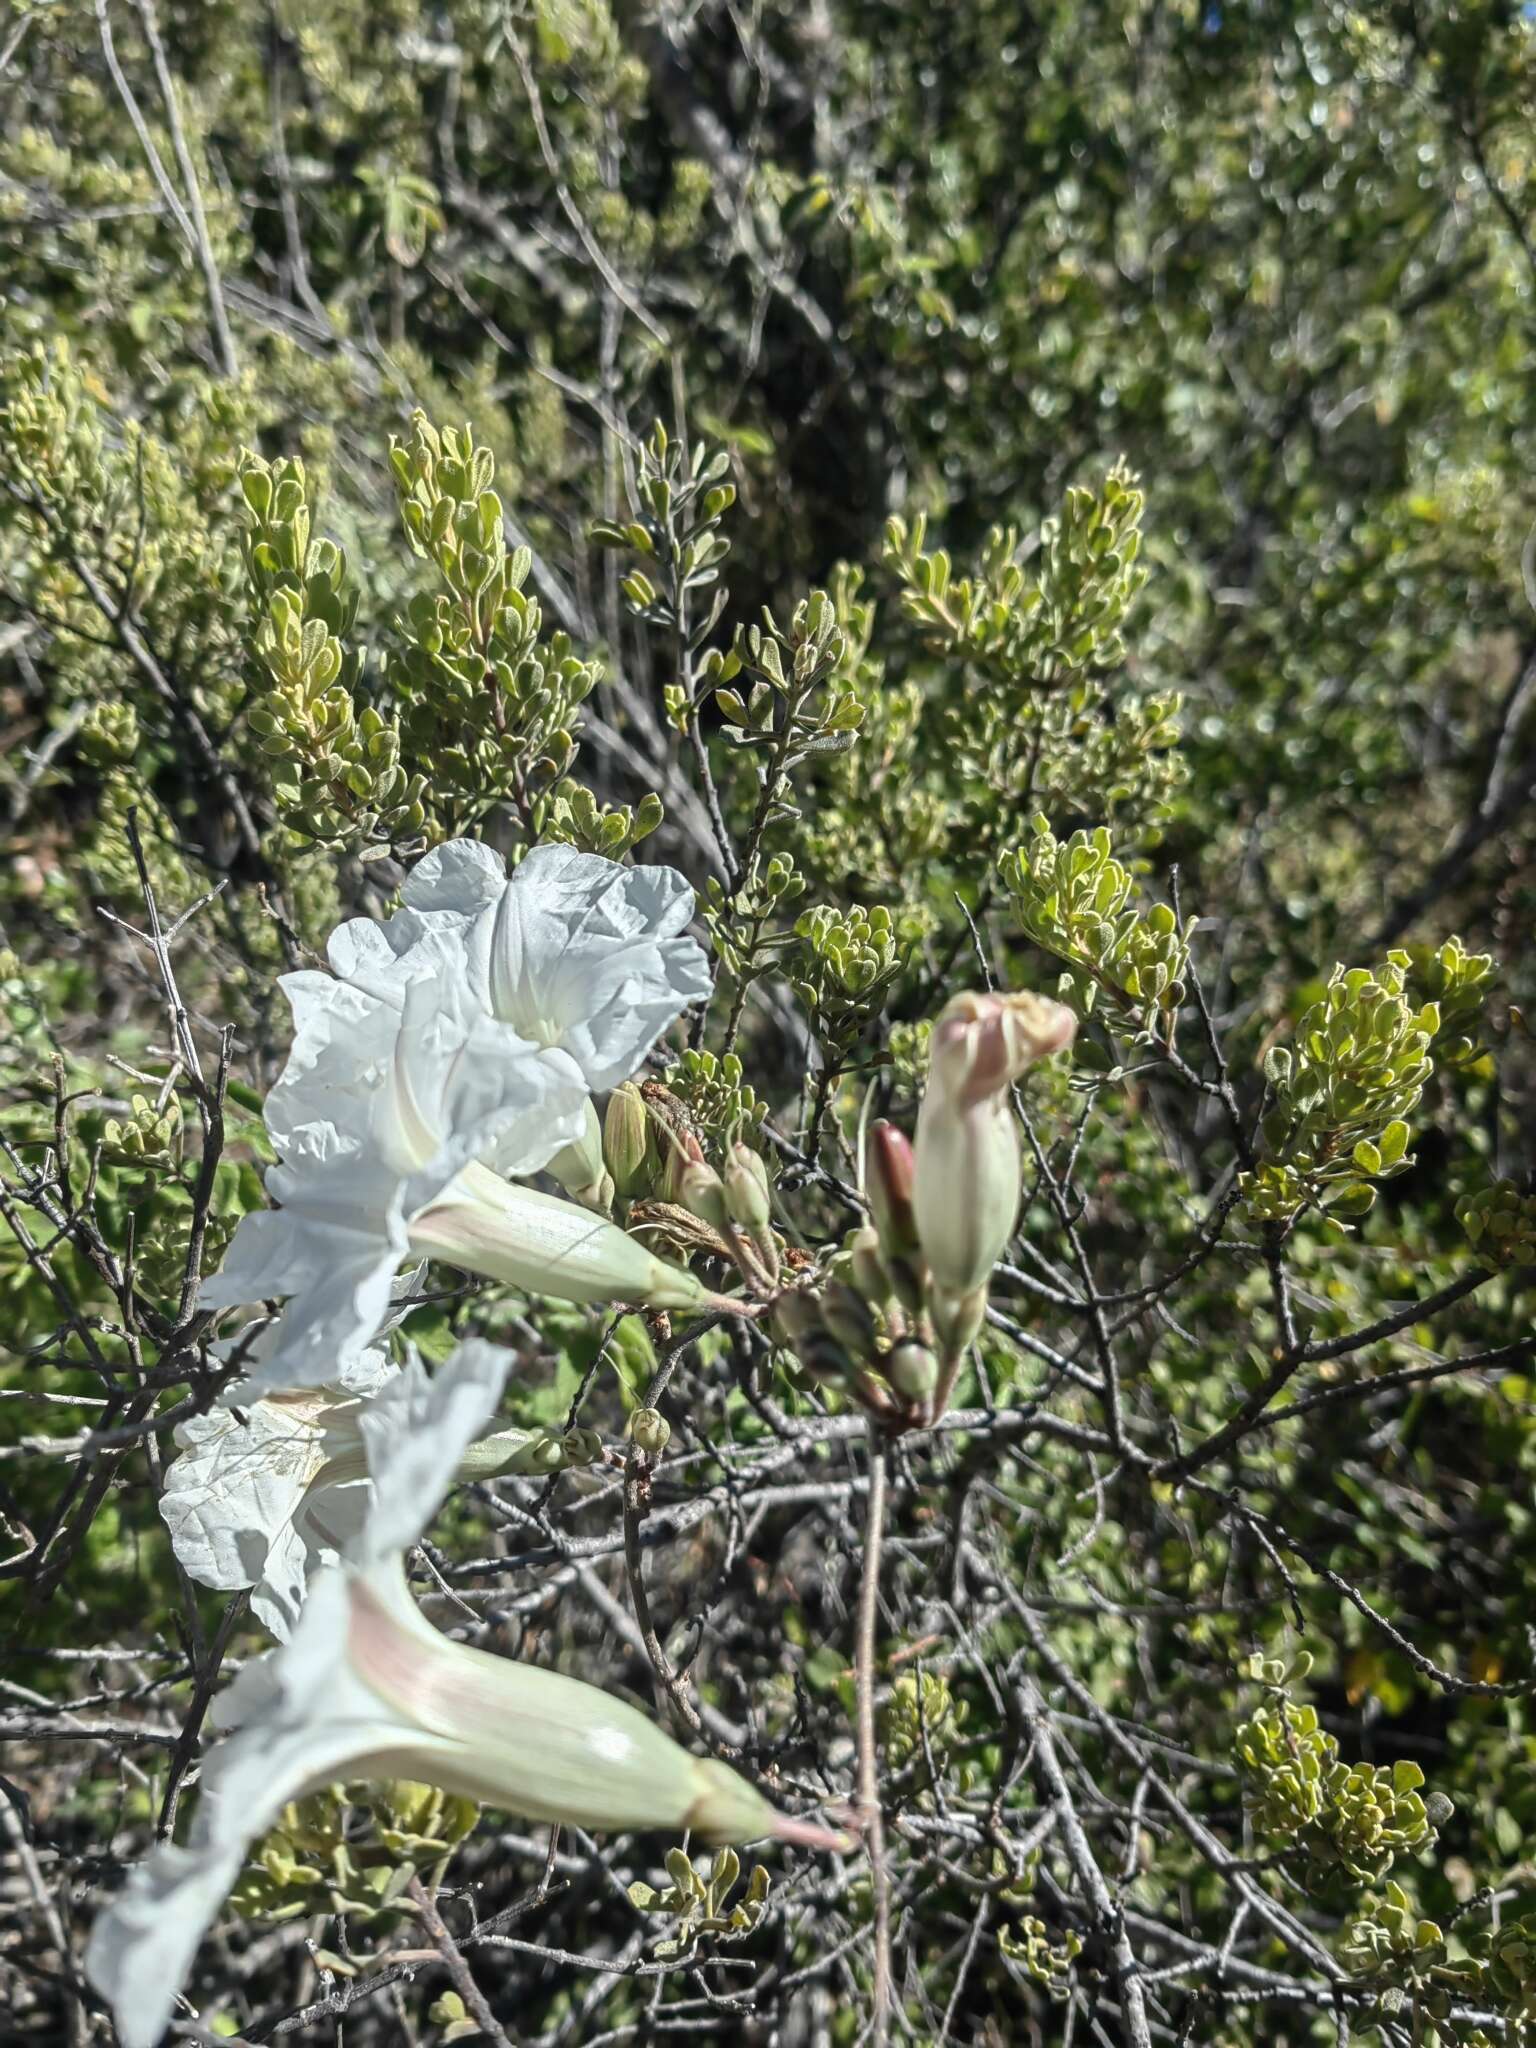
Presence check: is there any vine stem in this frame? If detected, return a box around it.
[855,1426,892,2044]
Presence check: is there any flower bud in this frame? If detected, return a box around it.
[865,1120,919,1262]
[847,1225,890,1307]
[627,1407,671,1456]
[660,1127,708,1207]
[913,990,1075,1303]
[561,1426,604,1467]
[822,1275,877,1357]
[928,1285,987,1359]
[771,1286,825,1348]
[723,1144,772,1232]
[679,1157,730,1233]
[603,1083,653,1200]
[885,1340,939,1403]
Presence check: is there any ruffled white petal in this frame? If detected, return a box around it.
[322,840,711,1095]
[469,844,710,1090]
[354,1339,511,1562]
[200,953,587,1395]
[87,1344,513,2046]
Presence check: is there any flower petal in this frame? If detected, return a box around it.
[353,1338,513,1563]
[84,1571,433,2048]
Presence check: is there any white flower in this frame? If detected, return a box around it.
[201,935,709,1397]
[325,839,712,1092]
[86,1342,840,2048]
[161,1381,376,1639]
[162,1308,566,1638]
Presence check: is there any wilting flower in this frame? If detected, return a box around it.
[324,839,712,1093]
[161,1322,559,1638]
[201,932,709,1396]
[913,990,1076,1347]
[87,1342,840,2048]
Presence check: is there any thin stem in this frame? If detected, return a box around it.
[855,1427,892,2045]
[406,1875,516,2048]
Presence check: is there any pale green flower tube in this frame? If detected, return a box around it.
[408,1158,709,1311]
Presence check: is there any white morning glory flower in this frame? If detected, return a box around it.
[324,839,713,1093]
[201,928,711,1397]
[86,1342,840,2048]
[161,1305,571,1640]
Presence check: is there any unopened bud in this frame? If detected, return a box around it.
[723,1144,772,1232]
[866,1121,919,1261]
[548,1100,612,1212]
[661,1127,708,1207]
[848,1225,889,1306]
[603,1083,653,1200]
[822,1275,877,1357]
[680,1157,730,1233]
[627,1407,671,1456]
[799,1327,858,1385]
[913,990,1075,1303]
[562,1426,604,1467]
[885,1341,939,1403]
[928,1285,987,1358]
[771,1286,825,1348]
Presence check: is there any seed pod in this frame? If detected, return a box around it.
[885,1341,940,1403]
[627,1407,672,1456]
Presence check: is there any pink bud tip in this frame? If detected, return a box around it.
[770,1810,854,1853]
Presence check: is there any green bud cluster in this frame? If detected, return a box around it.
[997,1915,1082,1999]
[388,414,600,832]
[660,1049,767,1148]
[789,903,905,1056]
[889,462,1147,692]
[882,1671,968,1771]
[1245,955,1439,1225]
[591,422,737,693]
[231,1779,477,1928]
[240,453,426,852]
[999,820,1192,1045]
[1399,935,1495,1070]
[1458,1177,1536,1269]
[886,464,1183,836]
[720,587,863,755]
[1236,1656,1446,1884]
[100,1093,181,1170]
[76,700,140,769]
[544,781,664,859]
[702,849,806,999]
[627,1845,771,1959]
[1337,1881,1536,2044]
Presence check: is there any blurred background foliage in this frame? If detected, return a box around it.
[4,2,1536,2043]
